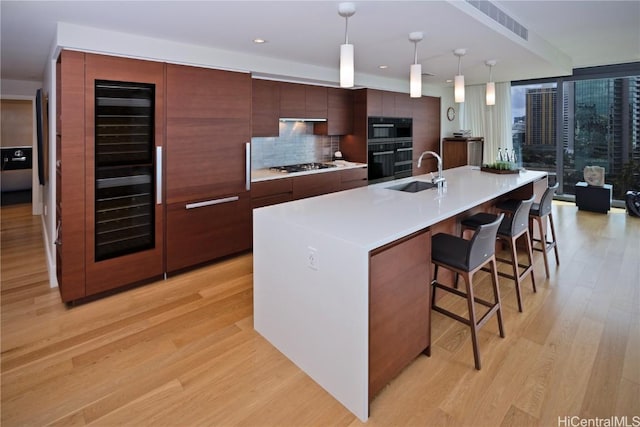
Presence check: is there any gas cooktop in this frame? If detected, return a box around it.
[269,162,337,173]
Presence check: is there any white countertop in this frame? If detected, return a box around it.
[251,160,367,182]
[254,166,547,250]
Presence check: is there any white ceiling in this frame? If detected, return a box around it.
[1,1,639,89]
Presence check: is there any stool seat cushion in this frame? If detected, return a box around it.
[431,233,472,271]
[529,203,542,217]
[495,199,520,212]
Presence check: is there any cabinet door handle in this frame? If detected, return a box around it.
[185,196,239,210]
[396,147,413,152]
[245,142,251,191]
[373,151,395,156]
[156,147,162,205]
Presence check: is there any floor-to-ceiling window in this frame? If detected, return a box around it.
[511,64,640,203]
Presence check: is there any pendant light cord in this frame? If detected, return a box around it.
[344,16,349,44]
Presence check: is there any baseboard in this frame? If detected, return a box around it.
[40,214,58,288]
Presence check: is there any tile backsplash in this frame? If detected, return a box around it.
[251,122,339,170]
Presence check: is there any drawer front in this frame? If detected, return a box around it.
[166,192,251,272]
[251,177,293,199]
[293,172,341,200]
[340,167,368,183]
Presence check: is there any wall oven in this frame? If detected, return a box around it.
[367,117,413,184]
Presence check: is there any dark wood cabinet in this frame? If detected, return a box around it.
[340,167,368,190]
[292,172,341,200]
[56,51,166,301]
[279,81,327,119]
[412,96,441,175]
[165,64,252,273]
[442,137,484,169]
[251,178,293,208]
[394,92,413,118]
[252,79,280,137]
[56,50,86,302]
[369,229,430,400]
[314,87,354,136]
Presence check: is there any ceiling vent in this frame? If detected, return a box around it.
[466,0,529,41]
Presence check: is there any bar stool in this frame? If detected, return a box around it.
[496,183,560,278]
[460,195,536,313]
[431,213,505,370]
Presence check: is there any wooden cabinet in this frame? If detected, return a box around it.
[340,167,368,190]
[412,96,441,175]
[366,89,412,118]
[56,51,166,301]
[252,79,280,137]
[56,50,86,302]
[442,137,484,169]
[279,82,327,118]
[369,229,430,400]
[314,87,353,135]
[165,64,252,273]
[292,171,341,200]
[251,167,366,208]
[251,178,293,208]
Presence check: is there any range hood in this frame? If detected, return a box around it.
[279,118,327,122]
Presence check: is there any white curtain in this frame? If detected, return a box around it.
[461,82,512,164]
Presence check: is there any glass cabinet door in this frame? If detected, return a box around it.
[94,80,155,261]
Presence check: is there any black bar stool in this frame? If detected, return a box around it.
[461,195,536,312]
[496,183,560,278]
[431,213,505,370]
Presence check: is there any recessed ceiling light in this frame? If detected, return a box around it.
[445,79,453,83]
[378,65,388,69]
[253,38,267,44]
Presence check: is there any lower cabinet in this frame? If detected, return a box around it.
[251,167,368,209]
[293,172,341,200]
[369,229,431,401]
[251,178,293,209]
[340,167,368,190]
[166,193,252,273]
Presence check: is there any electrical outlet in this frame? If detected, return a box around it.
[307,246,319,270]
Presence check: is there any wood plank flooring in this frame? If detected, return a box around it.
[1,202,639,426]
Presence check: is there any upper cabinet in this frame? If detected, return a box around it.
[252,79,280,137]
[367,89,413,118]
[279,81,327,119]
[314,87,354,136]
[252,79,354,136]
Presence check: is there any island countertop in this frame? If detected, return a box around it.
[253,165,547,422]
[255,166,547,250]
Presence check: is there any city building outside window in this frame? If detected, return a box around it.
[512,66,639,203]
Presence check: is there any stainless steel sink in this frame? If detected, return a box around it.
[387,180,437,193]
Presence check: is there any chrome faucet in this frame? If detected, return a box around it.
[417,150,446,185]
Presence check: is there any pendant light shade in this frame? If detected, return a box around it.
[340,44,354,88]
[409,32,423,98]
[338,3,356,88]
[453,48,466,103]
[485,60,497,106]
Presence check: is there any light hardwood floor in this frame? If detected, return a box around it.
[1,202,639,426]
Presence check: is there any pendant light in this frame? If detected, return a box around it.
[453,48,466,103]
[409,32,424,98]
[338,2,356,88]
[485,60,496,106]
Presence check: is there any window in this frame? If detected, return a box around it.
[512,65,640,202]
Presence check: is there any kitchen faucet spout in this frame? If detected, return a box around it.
[417,151,445,185]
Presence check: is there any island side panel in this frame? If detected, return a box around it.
[253,207,371,421]
[369,229,431,401]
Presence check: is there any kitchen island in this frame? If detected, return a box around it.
[253,166,547,421]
